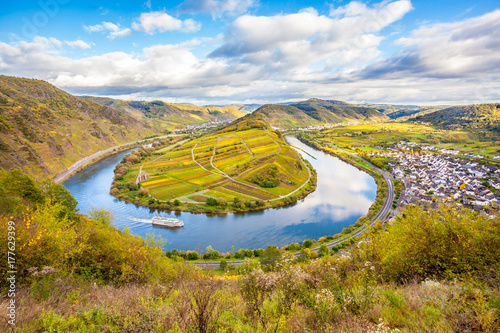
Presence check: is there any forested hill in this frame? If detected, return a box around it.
[248,98,389,129]
[0,75,159,178]
[82,96,246,127]
[413,103,500,131]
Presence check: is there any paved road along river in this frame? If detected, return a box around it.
[63,136,377,253]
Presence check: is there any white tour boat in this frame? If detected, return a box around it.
[151,216,184,227]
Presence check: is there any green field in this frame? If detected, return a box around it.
[314,122,500,158]
[126,128,311,207]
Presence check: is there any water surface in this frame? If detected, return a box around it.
[63,136,376,252]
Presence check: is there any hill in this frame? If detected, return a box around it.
[223,103,262,113]
[113,125,315,213]
[413,103,500,131]
[248,98,389,129]
[82,96,246,128]
[357,103,446,119]
[0,75,160,178]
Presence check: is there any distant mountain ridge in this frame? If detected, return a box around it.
[356,103,446,119]
[0,75,160,178]
[246,98,389,129]
[82,96,245,127]
[413,103,500,130]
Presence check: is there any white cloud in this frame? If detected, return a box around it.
[65,40,91,49]
[2,4,500,106]
[178,0,256,19]
[210,0,412,78]
[362,9,500,80]
[132,12,201,34]
[83,24,104,33]
[84,21,132,39]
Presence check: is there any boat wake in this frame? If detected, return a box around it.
[127,217,153,224]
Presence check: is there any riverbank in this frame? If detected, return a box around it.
[53,135,175,184]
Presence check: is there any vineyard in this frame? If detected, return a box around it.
[119,128,314,211]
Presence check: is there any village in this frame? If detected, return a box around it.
[366,142,500,212]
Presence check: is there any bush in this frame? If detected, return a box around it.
[263,180,277,188]
[187,251,200,260]
[138,187,150,197]
[206,197,218,206]
[260,245,282,271]
[302,239,314,248]
[216,198,227,207]
[125,181,139,191]
[375,204,500,282]
[319,244,329,257]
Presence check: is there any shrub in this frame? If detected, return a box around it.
[260,245,282,271]
[206,197,218,206]
[216,198,227,207]
[302,239,314,248]
[376,204,500,282]
[319,244,329,257]
[187,251,200,260]
[138,187,150,197]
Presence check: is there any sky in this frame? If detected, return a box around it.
[0,0,499,106]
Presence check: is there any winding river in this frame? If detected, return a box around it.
[63,136,376,253]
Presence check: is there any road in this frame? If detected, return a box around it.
[53,142,134,184]
[190,141,395,269]
[53,134,176,184]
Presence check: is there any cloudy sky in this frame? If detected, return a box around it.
[0,0,499,105]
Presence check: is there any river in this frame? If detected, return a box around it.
[63,136,376,253]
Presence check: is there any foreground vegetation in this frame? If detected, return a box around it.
[1,170,499,332]
[111,128,316,213]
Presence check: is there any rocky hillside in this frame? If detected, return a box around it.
[0,75,159,178]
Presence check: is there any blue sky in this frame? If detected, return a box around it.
[0,0,499,105]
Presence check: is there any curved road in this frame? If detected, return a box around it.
[54,142,135,184]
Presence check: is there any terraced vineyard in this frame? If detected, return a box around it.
[121,128,315,212]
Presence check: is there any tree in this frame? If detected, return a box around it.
[41,180,78,220]
[260,245,282,271]
[187,251,200,260]
[319,244,329,257]
[302,239,313,248]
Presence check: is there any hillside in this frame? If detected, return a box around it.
[113,125,315,213]
[248,98,389,129]
[0,75,160,179]
[357,103,446,119]
[413,103,500,131]
[82,96,246,128]
[223,103,261,113]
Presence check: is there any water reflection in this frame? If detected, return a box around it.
[63,136,376,252]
